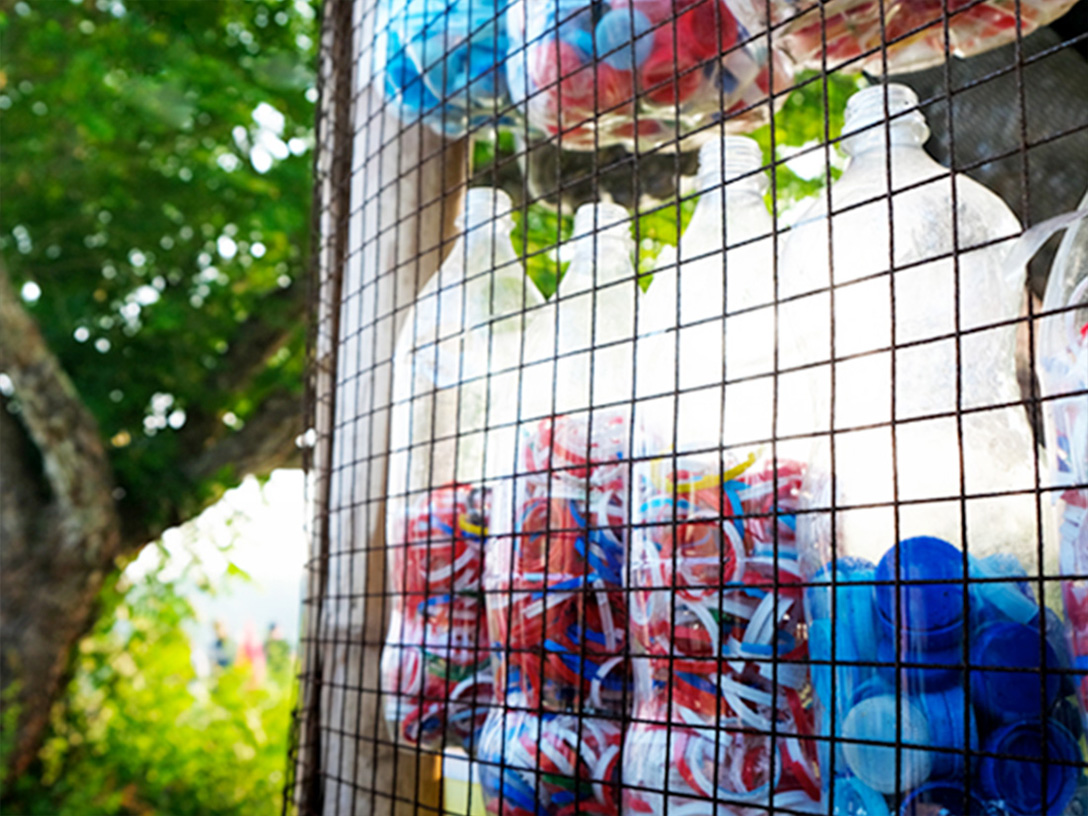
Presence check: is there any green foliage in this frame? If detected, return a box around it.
[749,70,868,213]
[0,683,22,788]
[512,206,570,300]
[485,71,861,300]
[4,565,296,816]
[0,0,317,531]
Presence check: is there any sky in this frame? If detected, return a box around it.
[125,468,309,650]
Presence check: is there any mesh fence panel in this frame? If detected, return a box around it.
[288,0,1088,814]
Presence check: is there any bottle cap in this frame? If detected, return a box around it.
[969,620,1061,724]
[979,720,1081,816]
[842,694,933,794]
[875,635,961,693]
[913,687,977,780]
[833,775,891,816]
[875,537,965,652]
[808,558,880,718]
[898,781,988,816]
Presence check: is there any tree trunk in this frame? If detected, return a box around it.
[0,260,123,784]
[0,407,117,781]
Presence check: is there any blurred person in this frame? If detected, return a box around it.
[237,620,267,687]
[265,621,291,677]
[211,619,235,669]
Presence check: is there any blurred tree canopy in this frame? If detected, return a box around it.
[0,0,316,786]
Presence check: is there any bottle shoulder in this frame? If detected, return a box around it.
[782,149,1022,282]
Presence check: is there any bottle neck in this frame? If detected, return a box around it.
[441,216,516,288]
[697,136,769,199]
[694,175,768,205]
[460,188,513,230]
[841,83,930,158]
[566,234,633,289]
[565,203,634,290]
[842,120,929,158]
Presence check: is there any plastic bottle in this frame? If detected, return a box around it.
[782,81,1038,557]
[1038,189,1088,716]
[380,188,542,753]
[478,203,637,816]
[782,83,1086,813]
[623,136,820,815]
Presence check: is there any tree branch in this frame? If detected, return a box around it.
[117,388,303,553]
[210,282,306,396]
[167,281,305,484]
[183,389,303,485]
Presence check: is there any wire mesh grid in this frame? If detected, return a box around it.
[287,0,1088,814]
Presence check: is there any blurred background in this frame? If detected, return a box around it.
[1,1,316,813]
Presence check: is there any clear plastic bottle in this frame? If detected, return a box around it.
[781,81,1038,557]
[479,203,636,816]
[1039,190,1088,717]
[623,136,820,815]
[380,188,543,753]
[783,83,1087,814]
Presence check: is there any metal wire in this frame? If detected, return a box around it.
[288,0,1088,814]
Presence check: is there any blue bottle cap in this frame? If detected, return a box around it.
[979,720,1082,816]
[833,775,891,815]
[914,687,978,780]
[969,552,1039,625]
[595,9,654,71]
[808,557,878,623]
[969,621,1061,725]
[875,537,965,653]
[808,560,882,724]
[842,694,933,794]
[898,781,989,815]
[875,636,961,694]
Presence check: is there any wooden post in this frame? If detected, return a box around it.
[294,0,467,813]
